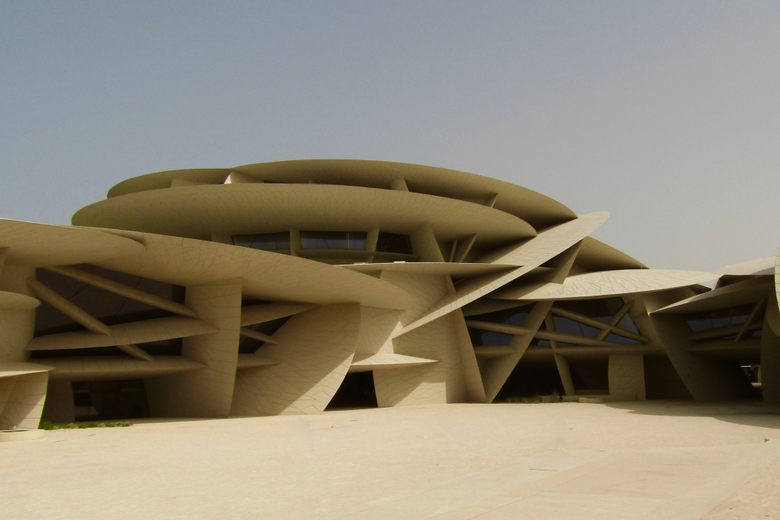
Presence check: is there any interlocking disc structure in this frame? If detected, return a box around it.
[1,160,778,429]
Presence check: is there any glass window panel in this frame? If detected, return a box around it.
[468,328,514,346]
[232,232,290,251]
[531,337,550,347]
[300,231,367,250]
[470,305,531,326]
[685,304,753,332]
[616,313,639,334]
[554,298,623,322]
[552,316,600,338]
[605,333,640,345]
[375,232,413,254]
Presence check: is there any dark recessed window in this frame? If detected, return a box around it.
[685,305,754,332]
[554,298,624,322]
[375,232,413,254]
[616,313,639,334]
[605,333,640,345]
[552,316,600,338]
[468,328,514,346]
[470,305,531,326]
[300,231,366,250]
[232,232,290,251]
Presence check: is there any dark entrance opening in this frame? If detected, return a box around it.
[72,380,150,421]
[326,371,378,410]
[495,360,563,401]
[643,356,692,399]
[569,359,609,395]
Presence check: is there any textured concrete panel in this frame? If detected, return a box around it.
[0,218,143,266]
[398,212,609,336]
[74,183,536,246]
[231,304,360,416]
[92,229,409,310]
[0,372,48,430]
[146,279,242,417]
[374,272,473,406]
[496,269,717,300]
[642,292,755,401]
[43,356,203,381]
[608,354,646,400]
[105,159,577,228]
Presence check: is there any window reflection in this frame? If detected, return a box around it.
[552,315,600,338]
[300,231,367,250]
[375,232,413,254]
[685,305,753,332]
[232,232,290,251]
[470,306,531,326]
[554,298,623,322]
[468,328,514,346]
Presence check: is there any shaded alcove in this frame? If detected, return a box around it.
[326,371,378,410]
[72,379,150,421]
[494,360,564,401]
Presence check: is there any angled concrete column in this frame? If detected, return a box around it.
[146,279,242,417]
[231,303,360,415]
[643,292,753,401]
[373,271,476,406]
[42,380,75,423]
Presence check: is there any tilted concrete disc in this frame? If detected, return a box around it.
[576,237,647,270]
[0,291,39,310]
[43,356,205,382]
[105,159,576,228]
[339,262,516,277]
[0,362,52,378]
[74,184,536,248]
[89,228,411,310]
[653,276,773,314]
[718,256,776,276]
[494,269,717,300]
[395,212,609,336]
[0,218,144,266]
[107,168,230,197]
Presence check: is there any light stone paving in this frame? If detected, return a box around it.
[2,401,780,519]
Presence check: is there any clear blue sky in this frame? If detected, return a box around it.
[1,1,778,270]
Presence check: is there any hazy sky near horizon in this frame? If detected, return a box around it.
[1,1,778,271]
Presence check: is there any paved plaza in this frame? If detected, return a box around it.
[3,401,780,519]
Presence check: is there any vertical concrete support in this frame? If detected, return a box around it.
[0,308,36,362]
[483,301,554,402]
[373,271,475,406]
[642,292,754,401]
[608,354,646,400]
[147,279,242,417]
[0,373,48,430]
[410,224,445,262]
[231,304,360,415]
[0,265,37,364]
[760,301,780,402]
[554,354,575,396]
[353,306,403,358]
[42,380,75,423]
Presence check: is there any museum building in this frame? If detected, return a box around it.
[0,160,778,430]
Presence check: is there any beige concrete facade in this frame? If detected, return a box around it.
[0,159,777,428]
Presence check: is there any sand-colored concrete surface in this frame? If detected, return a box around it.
[3,401,780,519]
